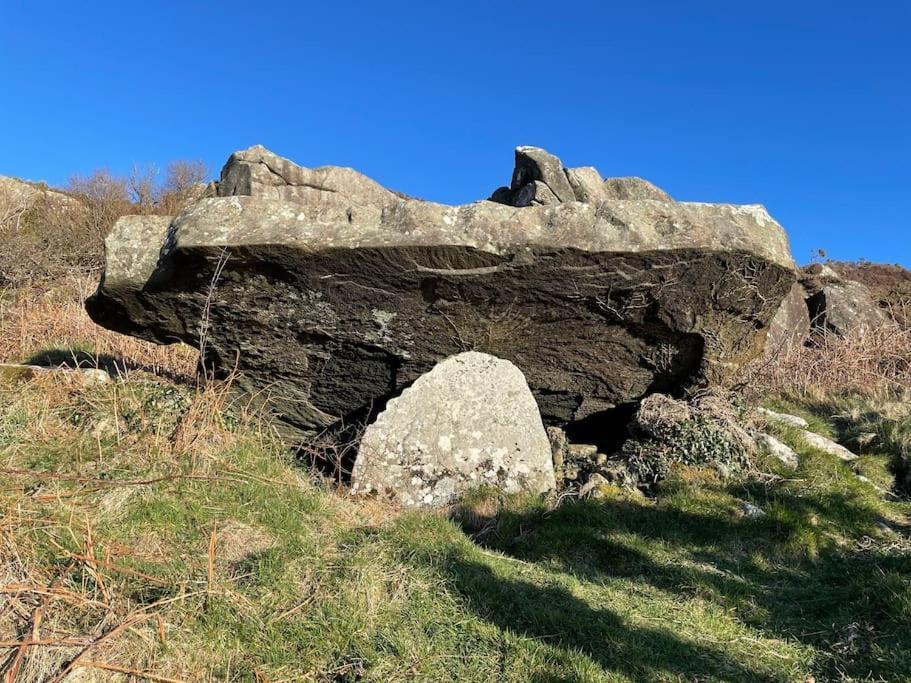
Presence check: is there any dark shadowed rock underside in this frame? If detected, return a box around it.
[86,146,797,442]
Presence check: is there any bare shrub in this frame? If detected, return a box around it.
[1,161,208,287]
[744,322,911,397]
[158,160,208,215]
[66,169,133,241]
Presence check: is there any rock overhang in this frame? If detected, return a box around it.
[86,145,800,441]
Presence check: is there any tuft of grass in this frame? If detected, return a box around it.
[0,273,196,382]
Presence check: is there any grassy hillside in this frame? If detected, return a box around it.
[1,278,909,681]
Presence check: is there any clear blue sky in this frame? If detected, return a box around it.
[1,1,908,266]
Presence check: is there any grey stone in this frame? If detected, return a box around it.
[565,166,605,202]
[511,146,576,203]
[874,520,894,535]
[217,145,398,207]
[86,145,798,441]
[512,180,560,207]
[739,501,766,518]
[753,432,799,468]
[800,430,858,461]
[567,443,599,459]
[764,281,810,354]
[491,151,673,206]
[801,263,842,287]
[350,352,555,507]
[757,407,809,429]
[546,426,568,470]
[805,279,887,336]
[579,473,610,498]
[0,364,110,387]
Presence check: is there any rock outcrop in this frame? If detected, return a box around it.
[350,352,555,506]
[490,146,672,206]
[800,264,886,335]
[86,145,797,441]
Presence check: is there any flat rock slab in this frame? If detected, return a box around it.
[350,352,555,507]
[800,430,858,462]
[86,145,798,441]
[758,407,809,429]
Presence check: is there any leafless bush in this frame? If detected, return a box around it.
[0,161,208,287]
[129,160,209,216]
[744,322,911,396]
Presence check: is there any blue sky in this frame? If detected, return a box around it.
[1,1,908,266]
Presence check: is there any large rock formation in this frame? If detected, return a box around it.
[351,352,555,506]
[86,145,797,441]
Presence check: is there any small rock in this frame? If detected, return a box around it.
[546,426,568,470]
[0,364,111,387]
[90,416,119,440]
[567,443,598,459]
[757,407,809,429]
[800,430,858,462]
[739,501,766,518]
[764,282,811,354]
[753,432,799,468]
[598,460,637,489]
[351,352,555,507]
[579,473,610,499]
[602,176,673,201]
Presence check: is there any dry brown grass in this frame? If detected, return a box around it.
[745,321,911,397]
[0,361,289,680]
[0,273,196,382]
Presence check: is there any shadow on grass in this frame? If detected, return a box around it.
[438,489,911,681]
[441,551,774,682]
[25,348,193,384]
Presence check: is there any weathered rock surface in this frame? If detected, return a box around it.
[800,430,858,462]
[490,146,673,206]
[764,282,810,353]
[350,352,555,507]
[86,145,797,441]
[757,407,809,429]
[753,432,799,468]
[217,145,400,207]
[800,265,886,335]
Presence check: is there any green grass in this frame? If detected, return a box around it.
[1,375,909,681]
